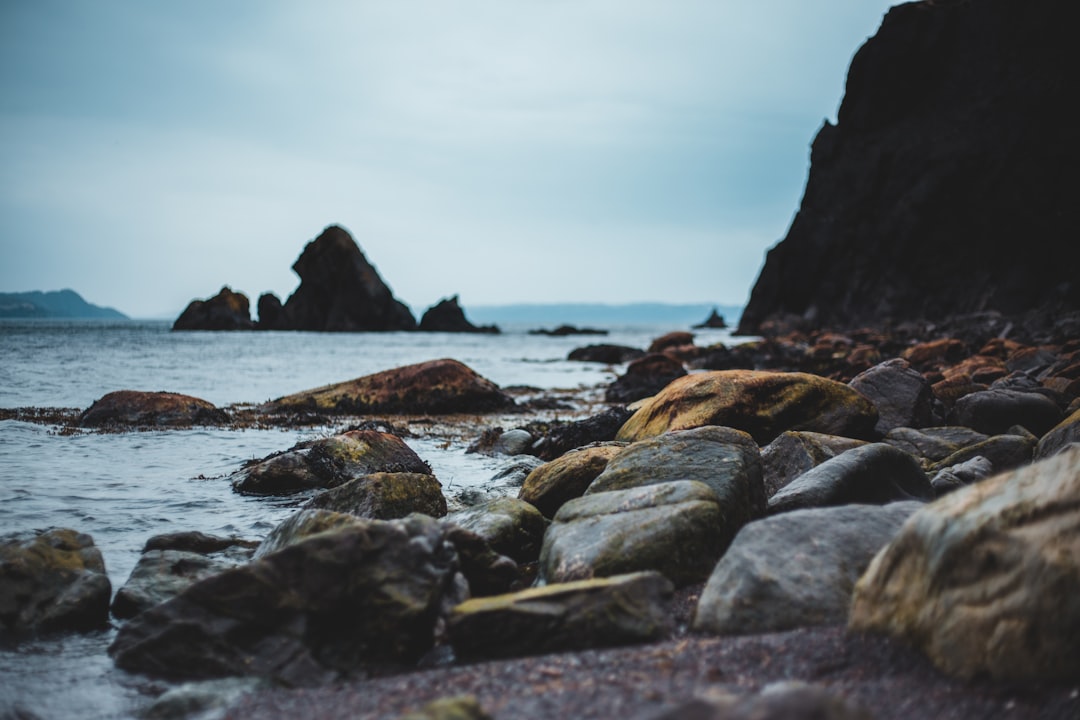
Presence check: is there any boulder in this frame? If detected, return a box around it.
[79,390,228,428]
[230,430,431,495]
[736,0,1080,336]
[466,428,533,456]
[112,535,257,619]
[882,426,989,467]
[253,508,366,559]
[648,331,694,354]
[266,358,515,415]
[604,353,687,404]
[1036,408,1080,460]
[567,344,645,364]
[0,528,111,634]
[529,407,633,461]
[693,503,921,636]
[929,455,994,497]
[276,225,416,331]
[444,498,548,564]
[616,370,878,445]
[848,358,934,434]
[587,426,765,521]
[109,515,466,684]
[926,433,1034,476]
[519,444,624,519]
[447,572,673,661]
[172,286,254,331]
[418,296,499,334]
[850,444,1080,682]
[538,480,726,587]
[948,388,1063,436]
[304,472,447,520]
[767,443,932,515]
[761,431,867,498]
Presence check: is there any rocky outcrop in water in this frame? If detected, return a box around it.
[173,287,254,331]
[79,390,228,428]
[419,296,499,334]
[737,0,1080,337]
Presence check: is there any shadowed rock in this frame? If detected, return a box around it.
[604,353,687,404]
[266,359,515,415]
[172,286,254,331]
[304,472,447,520]
[519,444,625,519]
[419,296,499,334]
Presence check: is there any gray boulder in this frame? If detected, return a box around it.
[253,508,364,559]
[927,432,1034,476]
[693,503,921,635]
[445,498,548,564]
[929,455,994,497]
[848,358,934,434]
[109,515,467,684]
[767,443,932,515]
[0,528,111,634]
[882,426,989,467]
[949,388,1063,436]
[760,431,867,498]
[1036,408,1080,460]
[539,480,726,587]
[587,426,765,520]
[447,571,673,660]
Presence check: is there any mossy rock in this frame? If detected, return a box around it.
[518,444,624,518]
[305,472,447,520]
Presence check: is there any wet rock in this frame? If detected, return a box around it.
[1036,408,1080,460]
[109,515,466,684]
[850,445,1080,682]
[948,388,1063,436]
[604,353,687,404]
[929,456,993,497]
[616,370,878,445]
[0,528,111,634]
[848,358,933,434]
[253,509,364,559]
[448,572,673,661]
[882,426,989,467]
[444,498,547,564]
[79,390,228,428]
[567,344,645,364]
[693,503,920,636]
[519,444,624,519]
[304,472,447,520]
[172,286,254,331]
[927,432,1034,476]
[539,480,726,587]
[276,225,416,332]
[267,359,515,415]
[142,678,265,720]
[529,407,633,461]
[440,525,519,598]
[447,457,545,511]
[761,431,867,498]
[466,428,533,456]
[230,430,431,495]
[767,443,932,515]
[112,535,257,620]
[587,426,765,521]
[419,296,499,334]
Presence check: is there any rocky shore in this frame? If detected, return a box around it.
[3,314,1080,719]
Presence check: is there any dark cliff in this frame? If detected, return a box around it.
[738,0,1080,337]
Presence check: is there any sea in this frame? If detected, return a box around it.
[0,318,736,719]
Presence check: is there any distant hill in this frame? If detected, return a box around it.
[466,303,742,328]
[0,290,128,319]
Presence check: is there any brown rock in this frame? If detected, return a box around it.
[79,390,227,428]
[268,358,515,415]
[519,444,624,519]
[604,353,687,404]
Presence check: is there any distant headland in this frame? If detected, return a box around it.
[0,290,127,319]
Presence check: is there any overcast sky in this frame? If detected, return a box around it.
[1,1,897,318]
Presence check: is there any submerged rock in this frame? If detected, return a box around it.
[850,444,1080,681]
[79,390,228,428]
[266,358,515,415]
[0,528,111,634]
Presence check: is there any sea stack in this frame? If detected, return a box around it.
[737,0,1079,338]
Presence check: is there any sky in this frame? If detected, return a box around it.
[0,1,898,319]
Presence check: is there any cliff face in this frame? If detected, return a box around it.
[738,0,1080,336]
[279,226,416,332]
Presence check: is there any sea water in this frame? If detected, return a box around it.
[0,318,735,718]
